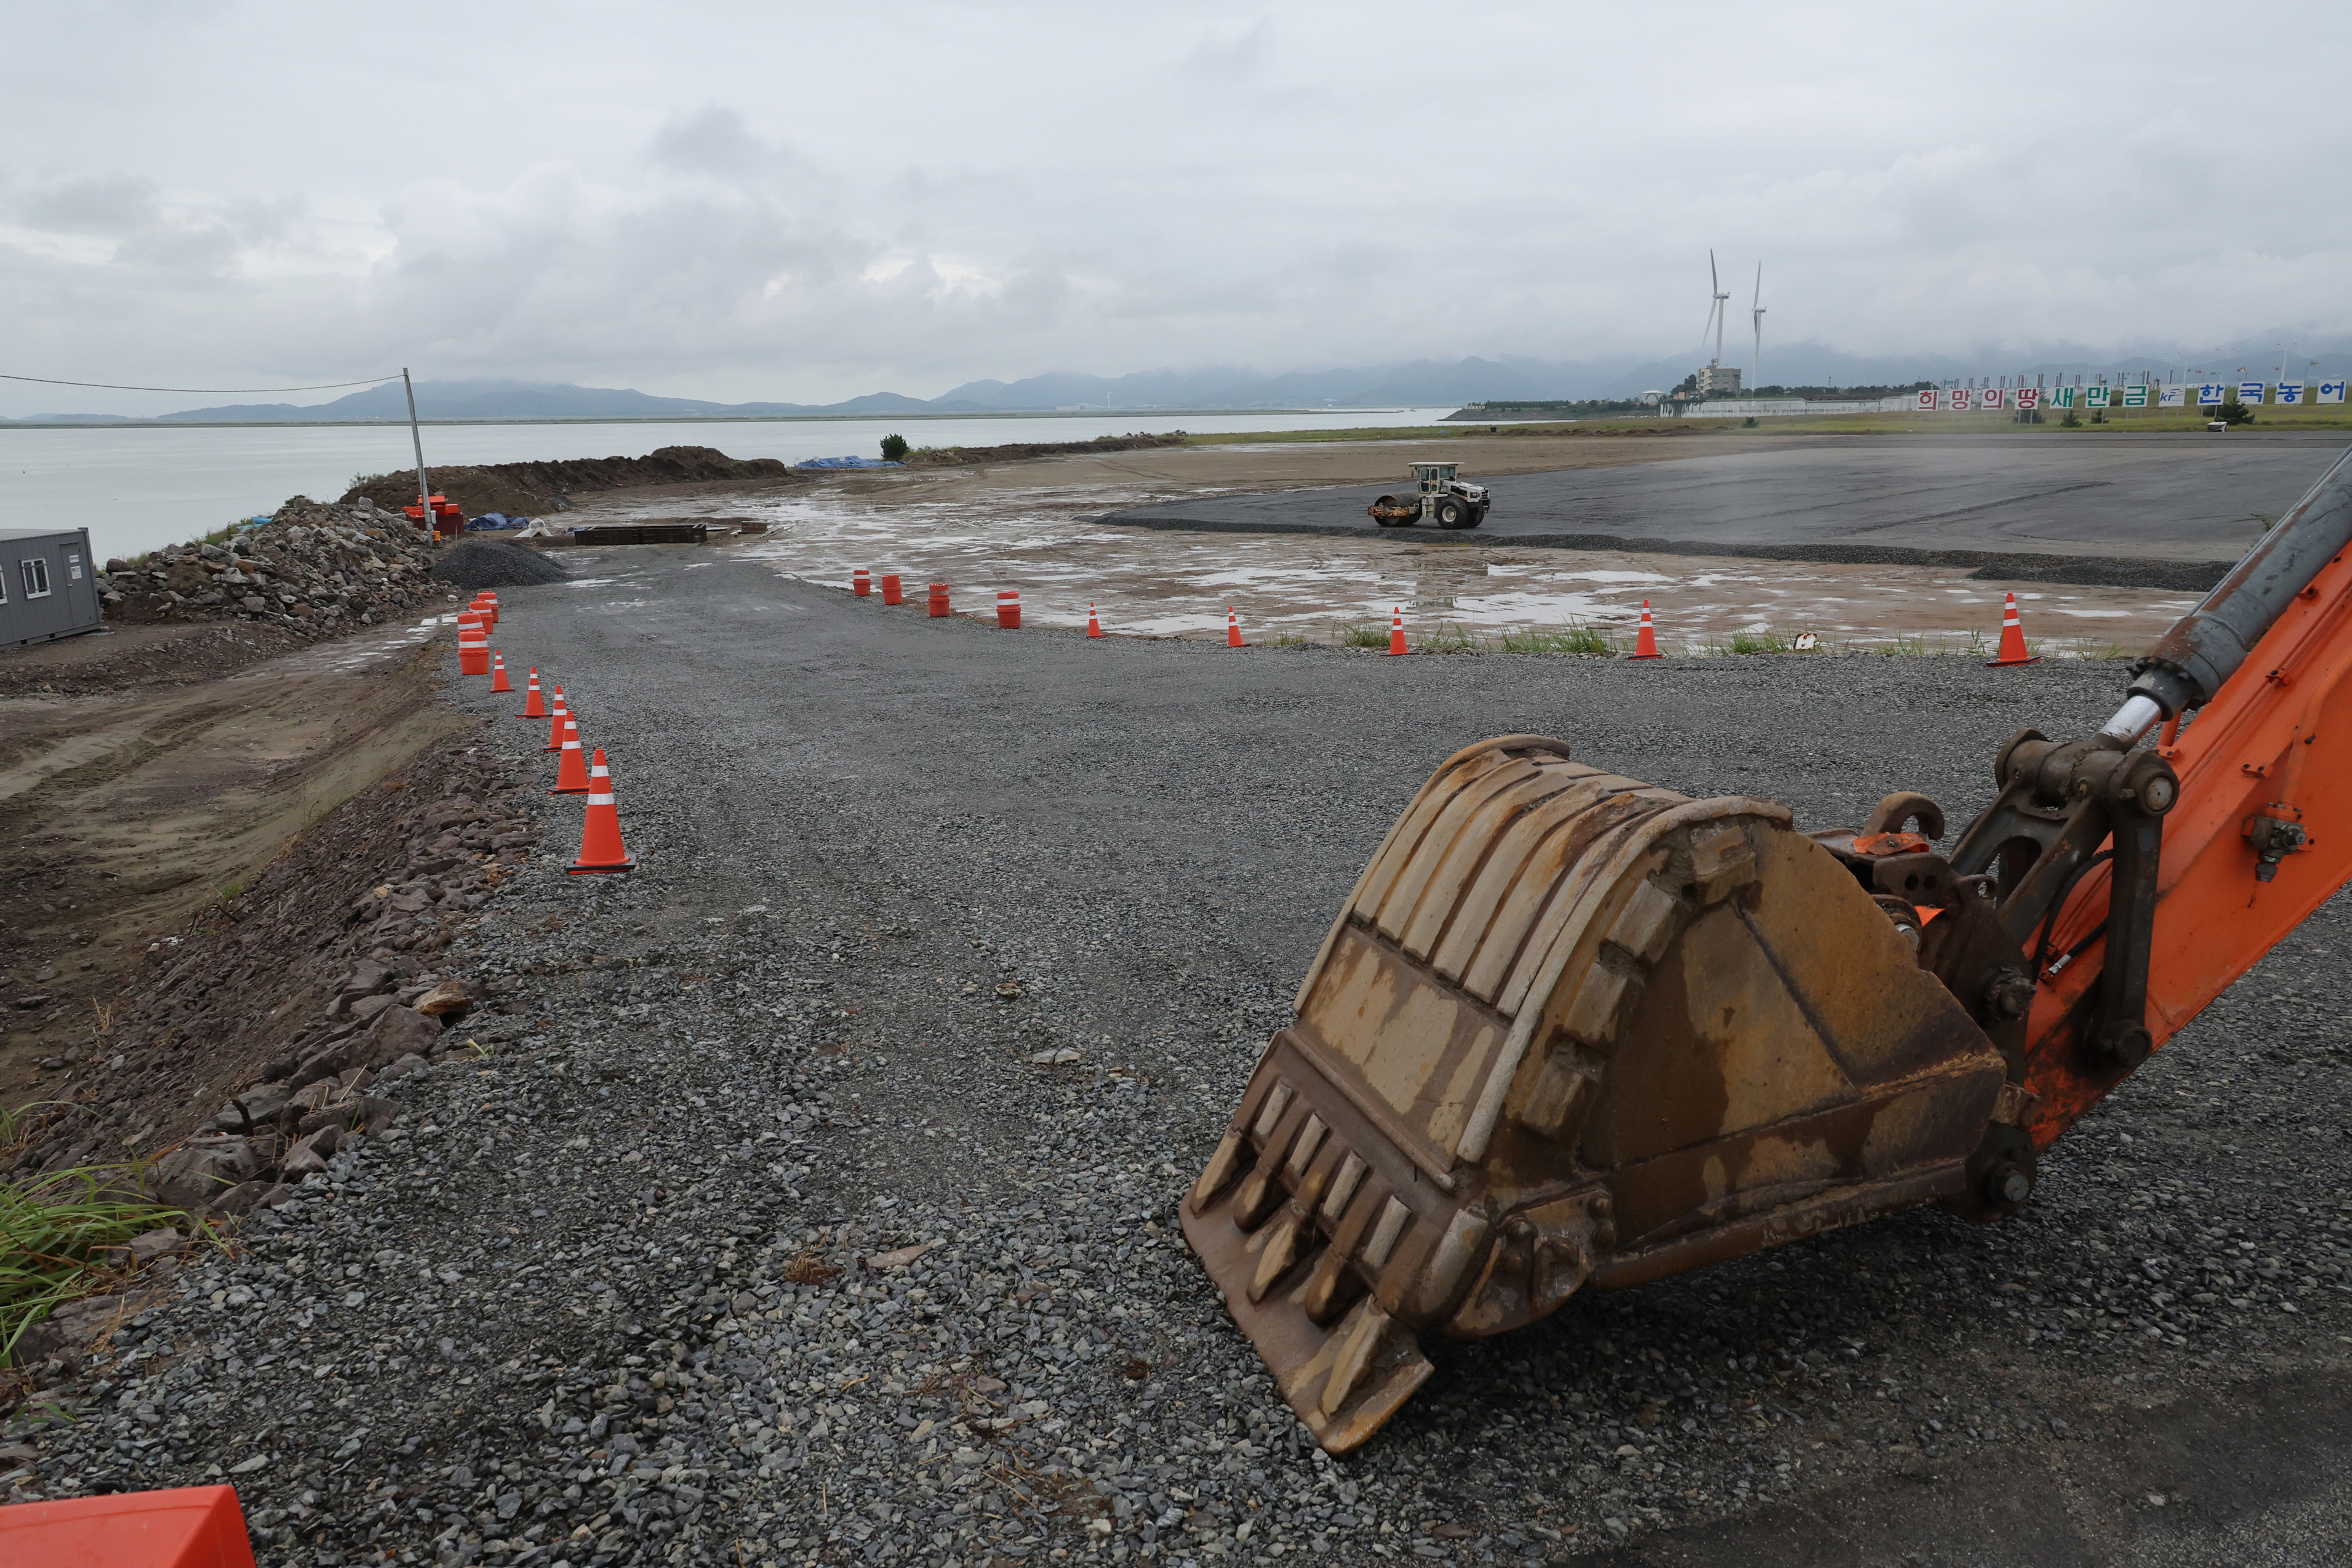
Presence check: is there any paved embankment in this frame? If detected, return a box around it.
[12,549,2348,1567]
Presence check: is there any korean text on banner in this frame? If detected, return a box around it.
[2321,380,2348,405]
[2017,387,2042,410]
[2278,382,2306,405]
[2052,386,2077,409]
[2086,386,2111,409]
[2122,386,2148,408]
[2199,383,2228,407]
[1916,389,1937,412]
[2239,380,2267,404]
[1982,386,2007,409]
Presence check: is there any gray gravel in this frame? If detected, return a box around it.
[13,551,2348,1566]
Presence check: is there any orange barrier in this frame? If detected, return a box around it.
[881,573,904,606]
[489,652,513,693]
[567,750,638,875]
[1629,600,1663,660]
[853,568,871,597]
[997,589,1021,630]
[550,717,589,794]
[928,583,951,618]
[0,1483,258,1567]
[457,626,490,676]
[1986,591,2040,667]
[1387,606,1408,657]
[520,668,546,719]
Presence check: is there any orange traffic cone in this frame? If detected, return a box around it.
[567,750,637,875]
[544,688,569,752]
[1087,603,1103,638]
[549,717,589,794]
[1387,606,1408,656]
[1628,600,1663,660]
[489,652,513,693]
[1227,607,1246,648]
[520,667,546,719]
[1986,592,2040,667]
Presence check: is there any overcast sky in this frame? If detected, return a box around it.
[3,2,2346,415]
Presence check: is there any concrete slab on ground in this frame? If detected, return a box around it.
[1101,433,2350,580]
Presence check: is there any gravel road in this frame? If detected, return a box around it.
[18,549,2348,1567]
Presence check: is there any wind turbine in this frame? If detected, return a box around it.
[1701,250,1730,367]
[1750,263,1766,390]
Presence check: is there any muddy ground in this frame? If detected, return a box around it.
[553,439,2203,656]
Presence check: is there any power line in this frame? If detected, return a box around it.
[0,370,399,394]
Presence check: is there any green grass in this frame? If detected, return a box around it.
[1728,628,1795,654]
[1272,629,1310,647]
[1418,623,1481,654]
[1498,621,1619,656]
[1338,620,1389,648]
[1,1164,190,1362]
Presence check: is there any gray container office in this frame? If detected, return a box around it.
[1,528,104,646]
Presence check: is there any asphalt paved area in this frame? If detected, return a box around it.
[1102,434,2347,571]
[29,550,2349,1566]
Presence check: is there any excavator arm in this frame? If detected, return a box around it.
[1182,444,2352,1454]
[1953,443,2352,1149]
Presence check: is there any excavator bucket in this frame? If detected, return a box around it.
[1181,736,2016,1453]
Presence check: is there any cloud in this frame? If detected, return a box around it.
[1,2,2349,412]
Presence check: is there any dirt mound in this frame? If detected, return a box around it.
[902,432,1187,467]
[430,539,572,591]
[340,445,806,518]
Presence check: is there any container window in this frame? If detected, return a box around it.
[21,557,51,599]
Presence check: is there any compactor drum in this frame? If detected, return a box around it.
[1187,444,2352,1453]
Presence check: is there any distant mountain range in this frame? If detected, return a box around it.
[8,339,2344,425]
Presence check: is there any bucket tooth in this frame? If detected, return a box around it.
[1319,1152,1367,1225]
[1247,1208,1306,1302]
[1303,1239,1366,1325]
[1360,1196,1412,1272]
[1191,1131,1247,1211]
[1284,1115,1329,1181]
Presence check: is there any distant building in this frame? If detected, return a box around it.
[1696,365,1743,396]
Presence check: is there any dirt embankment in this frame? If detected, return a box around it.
[903,432,1187,467]
[340,444,811,518]
[4,732,541,1192]
[0,630,467,1133]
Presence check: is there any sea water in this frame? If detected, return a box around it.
[0,410,1458,563]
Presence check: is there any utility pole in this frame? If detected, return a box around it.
[403,368,434,541]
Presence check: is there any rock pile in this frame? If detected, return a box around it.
[99,496,460,632]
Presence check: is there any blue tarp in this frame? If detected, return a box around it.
[797,456,903,469]
[467,513,530,530]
